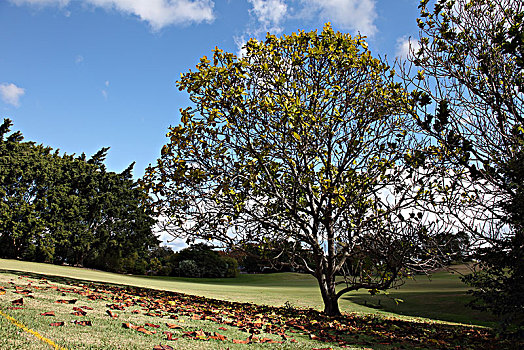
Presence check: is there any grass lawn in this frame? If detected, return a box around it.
[2,263,514,350]
[0,258,495,327]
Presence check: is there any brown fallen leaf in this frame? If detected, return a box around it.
[50,322,65,327]
[136,327,155,335]
[40,312,55,316]
[72,320,92,326]
[232,339,249,344]
[11,298,23,305]
[145,323,160,328]
[166,323,182,329]
[210,332,227,341]
[163,332,178,341]
[106,310,118,318]
[153,345,173,350]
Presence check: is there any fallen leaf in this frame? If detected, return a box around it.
[50,322,65,327]
[163,332,178,341]
[136,327,155,335]
[11,298,23,305]
[145,323,160,328]
[72,320,92,326]
[210,332,227,341]
[166,323,182,329]
[40,312,55,316]
[106,310,118,318]
[153,345,173,350]
[72,310,87,316]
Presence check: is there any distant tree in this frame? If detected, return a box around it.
[142,25,444,316]
[231,241,312,273]
[220,255,240,278]
[404,0,523,332]
[150,246,177,275]
[171,243,231,278]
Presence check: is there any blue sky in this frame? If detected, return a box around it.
[0,0,422,179]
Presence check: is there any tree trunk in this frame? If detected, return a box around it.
[317,273,341,316]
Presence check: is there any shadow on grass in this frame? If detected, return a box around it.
[344,291,498,328]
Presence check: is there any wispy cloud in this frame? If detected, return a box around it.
[302,0,378,38]
[248,0,288,35]
[0,83,26,107]
[395,35,420,59]
[236,0,379,56]
[101,80,109,100]
[10,0,215,30]
[75,54,84,64]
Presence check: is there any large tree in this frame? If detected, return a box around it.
[143,25,444,316]
[404,0,523,331]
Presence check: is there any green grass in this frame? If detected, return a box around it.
[0,258,496,327]
[0,272,330,350]
[0,259,511,350]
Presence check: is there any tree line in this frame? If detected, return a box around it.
[0,118,159,273]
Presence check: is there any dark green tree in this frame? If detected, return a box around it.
[171,243,229,278]
[0,118,158,270]
[0,119,51,259]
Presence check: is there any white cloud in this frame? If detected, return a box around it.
[0,83,26,107]
[233,35,248,58]
[248,0,288,34]
[105,80,110,87]
[303,0,378,37]
[10,0,215,30]
[395,35,420,59]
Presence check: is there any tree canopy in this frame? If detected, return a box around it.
[0,118,158,272]
[142,24,444,316]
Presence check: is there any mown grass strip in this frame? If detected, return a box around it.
[0,309,68,350]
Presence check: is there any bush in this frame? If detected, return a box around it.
[178,259,200,277]
[171,244,238,278]
[221,256,239,278]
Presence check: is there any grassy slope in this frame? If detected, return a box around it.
[0,258,495,326]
